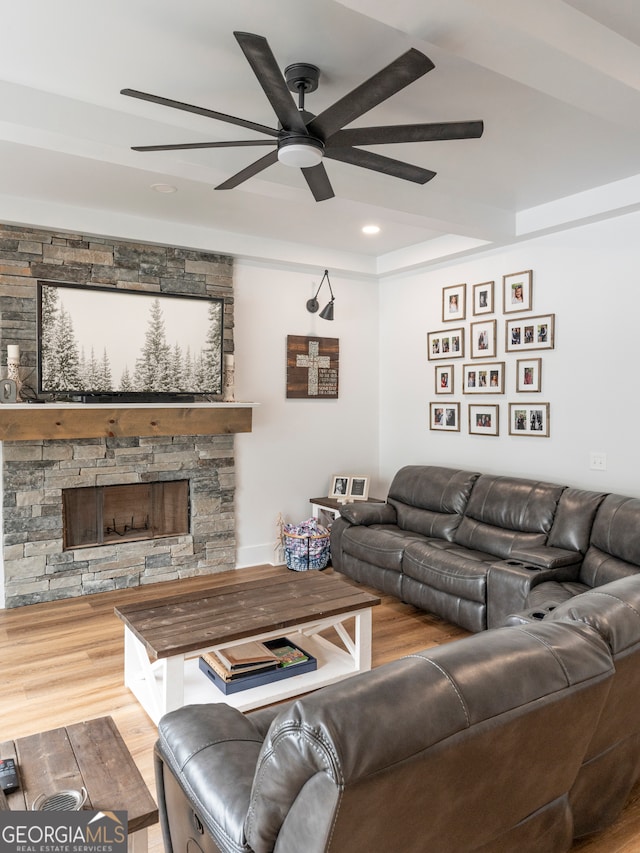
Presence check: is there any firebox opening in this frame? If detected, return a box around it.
[62,480,190,550]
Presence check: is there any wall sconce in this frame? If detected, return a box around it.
[306,269,335,321]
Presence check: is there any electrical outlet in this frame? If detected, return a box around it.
[590,452,607,471]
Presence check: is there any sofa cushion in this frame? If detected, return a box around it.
[579,494,640,588]
[387,465,479,541]
[454,474,564,559]
[403,540,492,603]
[547,488,607,554]
[341,524,428,572]
[526,581,590,610]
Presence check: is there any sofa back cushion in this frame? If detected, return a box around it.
[387,465,479,541]
[547,487,607,554]
[580,494,640,588]
[244,621,613,853]
[454,474,564,559]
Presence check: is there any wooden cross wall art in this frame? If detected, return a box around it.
[286,335,339,399]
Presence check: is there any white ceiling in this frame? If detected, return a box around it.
[1,0,639,275]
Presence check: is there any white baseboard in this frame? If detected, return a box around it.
[236,542,285,568]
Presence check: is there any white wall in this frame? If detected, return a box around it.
[233,261,380,566]
[379,210,640,498]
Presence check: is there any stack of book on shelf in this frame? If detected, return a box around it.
[199,637,317,695]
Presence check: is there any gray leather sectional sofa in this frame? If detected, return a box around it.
[331,465,640,632]
[152,465,640,853]
[155,614,619,853]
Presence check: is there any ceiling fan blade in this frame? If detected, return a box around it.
[307,48,434,141]
[326,147,436,184]
[132,140,277,152]
[301,163,335,202]
[121,88,279,137]
[234,32,308,135]
[327,120,484,147]
[215,149,279,190]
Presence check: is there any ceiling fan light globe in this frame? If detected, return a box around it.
[278,138,324,168]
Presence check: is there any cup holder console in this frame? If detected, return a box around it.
[503,560,543,571]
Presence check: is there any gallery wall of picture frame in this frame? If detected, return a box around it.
[427,269,553,438]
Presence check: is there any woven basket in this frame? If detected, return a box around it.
[283,530,331,571]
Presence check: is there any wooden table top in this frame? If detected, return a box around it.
[1,716,158,834]
[115,571,380,661]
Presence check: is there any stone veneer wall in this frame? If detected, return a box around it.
[2,434,235,607]
[0,222,236,607]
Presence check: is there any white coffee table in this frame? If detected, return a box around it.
[115,571,380,724]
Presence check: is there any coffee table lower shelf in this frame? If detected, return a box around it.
[124,611,372,725]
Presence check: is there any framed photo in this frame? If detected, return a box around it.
[442,283,466,322]
[462,361,504,394]
[427,328,464,361]
[329,475,350,498]
[503,270,533,313]
[469,404,499,436]
[509,403,550,437]
[516,358,542,392]
[430,402,460,432]
[349,476,370,501]
[473,281,494,315]
[470,319,497,359]
[506,314,555,352]
[435,364,455,395]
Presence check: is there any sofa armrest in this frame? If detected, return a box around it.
[486,560,581,629]
[155,704,264,853]
[339,501,396,526]
[509,545,582,569]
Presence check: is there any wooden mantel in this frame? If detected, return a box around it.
[0,402,256,442]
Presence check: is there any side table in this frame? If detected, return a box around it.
[1,716,158,853]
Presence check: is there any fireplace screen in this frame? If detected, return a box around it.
[63,481,189,549]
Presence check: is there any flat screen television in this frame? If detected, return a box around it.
[37,281,224,401]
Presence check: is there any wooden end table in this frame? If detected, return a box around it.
[1,716,158,853]
[115,571,380,724]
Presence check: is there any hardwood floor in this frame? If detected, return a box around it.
[1,564,639,852]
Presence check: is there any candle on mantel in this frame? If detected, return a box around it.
[7,344,21,398]
[223,353,235,402]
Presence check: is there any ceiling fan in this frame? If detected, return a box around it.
[122,31,484,202]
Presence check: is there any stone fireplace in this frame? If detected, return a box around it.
[0,430,238,608]
[0,222,252,608]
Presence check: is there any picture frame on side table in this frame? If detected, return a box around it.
[473,281,494,315]
[516,358,542,392]
[435,363,455,394]
[462,361,504,394]
[330,475,351,498]
[506,314,555,352]
[509,403,550,437]
[503,270,533,313]
[469,404,499,436]
[430,402,460,432]
[470,319,497,359]
[348,477,370,501]
[427,328,465,361]
[442,283,466,322]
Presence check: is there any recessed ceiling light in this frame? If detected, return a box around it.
[151,183,177,193]
[362,224,380,235]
